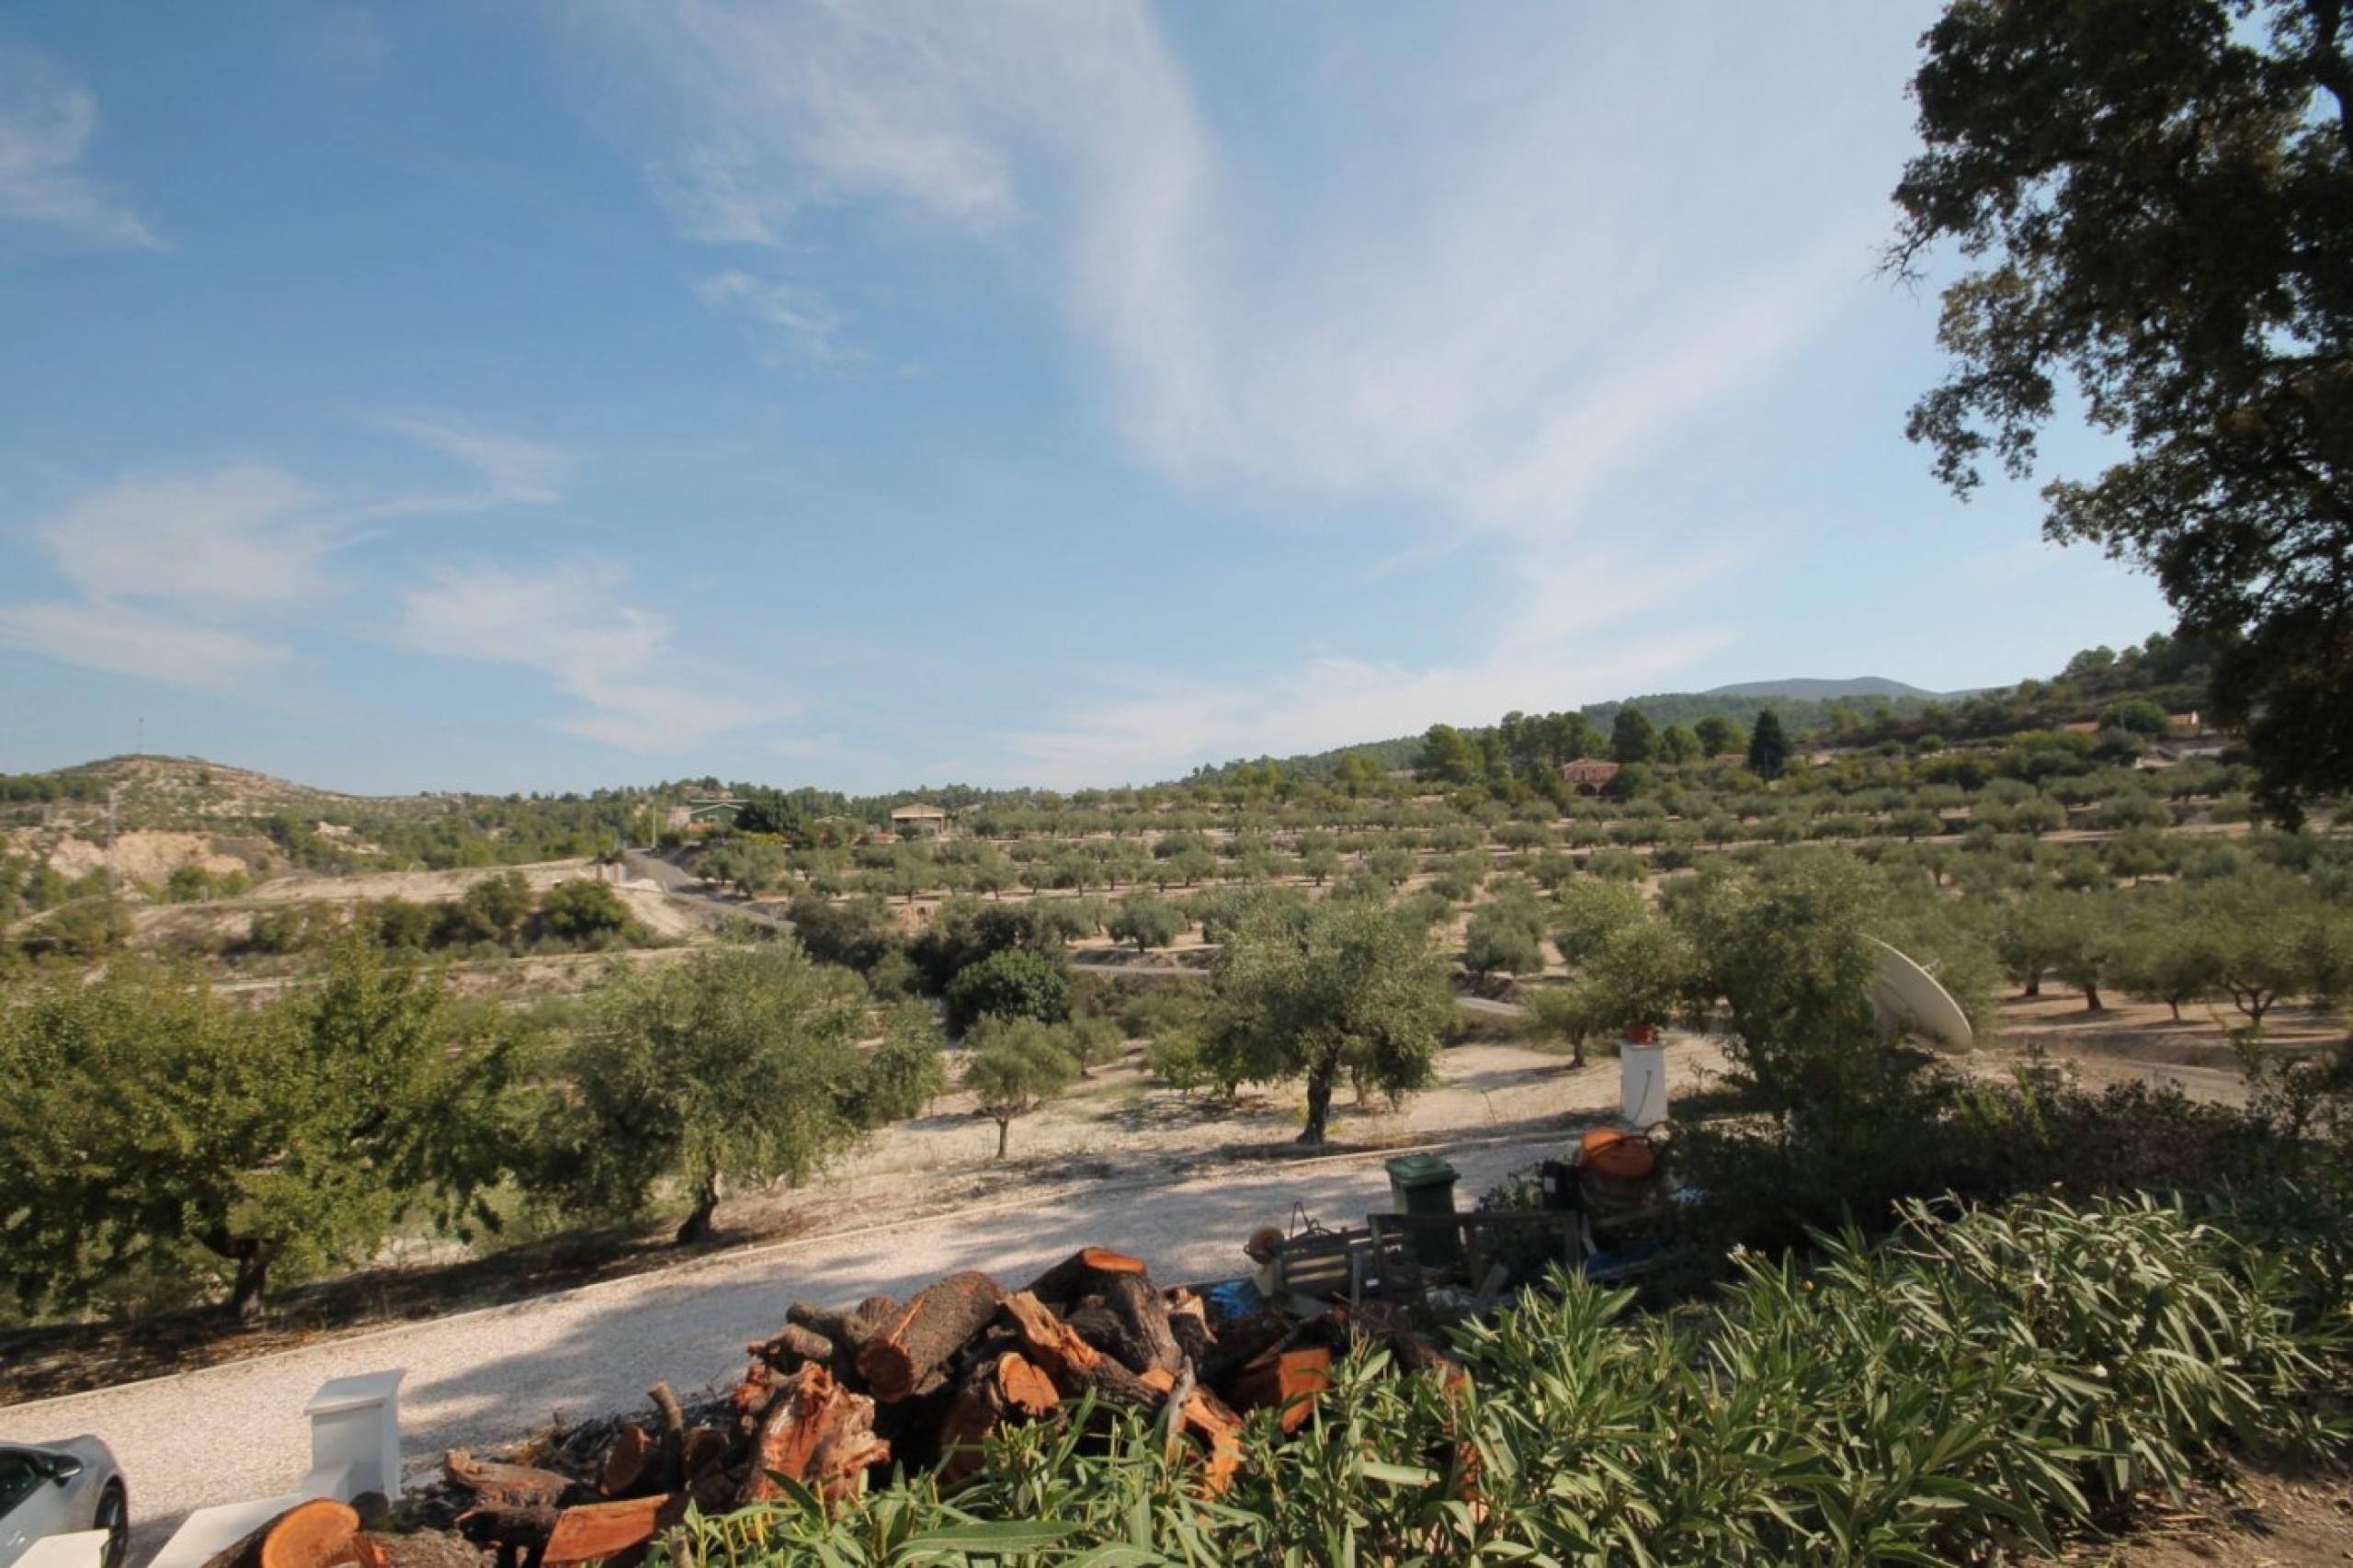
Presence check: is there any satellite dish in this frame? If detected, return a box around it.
[1870,938,1972,1053]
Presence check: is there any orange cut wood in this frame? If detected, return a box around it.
[740,1364,890,1505]
[1000,1291,1103,1382]
[856,1272,1006,1402]
[201,1499,363,1568]
[1025,1247,1149,1306]
[597,1423,651,1497]
[540,1494,686,1566]
[442,1451,570,1508]
[1275,1348,1333,1435]
[995,1352,1060,1416]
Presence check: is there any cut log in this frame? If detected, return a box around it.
[199,1499,362,1568]
[999,1291,1099,1382]
[648,1383,688,1490]
[541,1495,688,1567]
[786,1295,902,1358]
[1165,1290,1213,1369]
[934,1364,1006,1487]
[1198,1310,1296,1395]
[441,1452,572,1510]
[1273,1348,1332,1435]
[682,1426,730,1478]
[1026,1247,1149,1308]
[749,1322,838,1372]
[349,1531,482,1568]
[935,1351,1063,1485]
[1062,1299,1124,1357]
[1098,1274,1182,1375]
[856,1271,1006,1403]
[740,1364,891,1505]
[1138,1369,1245,1497]
[597,1424,651,1498]
[996,1352,1060,1417]
[999,1291,1161,1411]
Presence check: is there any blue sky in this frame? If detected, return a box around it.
[0,3,2170,795]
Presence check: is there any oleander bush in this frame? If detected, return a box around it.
[663,1190,2347,1567]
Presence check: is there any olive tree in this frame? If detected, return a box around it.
[1108,892,1187,953]
[0,939,514,1321]
[549,942,866,1244]
[962,1017,1082,1158]
[1204,903,1454,1144]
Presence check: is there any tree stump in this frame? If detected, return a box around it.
[1025,1247,1150,1308]
[857,1272,1006,1402]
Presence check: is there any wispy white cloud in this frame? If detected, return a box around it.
[39,464,333,611]
[0,44,163,249]
[1007,536,1749,787]
[1007,632,1733,790]
[372,415,575,510]
[0,599,289,688]
[695,270,858,368]
[396,561,781,753]
[0,419,579,693]
[583,4,1906,781]
[0,465,325,687]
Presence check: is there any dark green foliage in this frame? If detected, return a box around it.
[450,871,533,942]
[1694,713,1746,756]
[2100,697,2172,736]
[540,943,865,1244]
[1609,705,1656,764]
[1461,894,1547,978]
[536,878,633,944]
[787,892,896,971]
[961,1016,1082,1158]
[944,945,1072,1034]
[1673,853,1937,1176]
[1205,902,1453,1143]
[1745,708,1790,780]
[672,1189,2341,1564]
[844,1004,949,1128]
[1895,0,2353,818]
[0,939,517,1320]
[20,897,134,959]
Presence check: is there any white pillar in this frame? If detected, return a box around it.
[302,1369,405,1502]
[1619,1038,1668,1128]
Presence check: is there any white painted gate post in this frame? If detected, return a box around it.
[302,1369,405,1502]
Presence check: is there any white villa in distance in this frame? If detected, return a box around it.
[889,803,949,837]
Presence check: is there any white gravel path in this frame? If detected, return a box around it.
[0,1136,1567,1562]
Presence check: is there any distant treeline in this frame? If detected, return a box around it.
[1186,632,2213,784]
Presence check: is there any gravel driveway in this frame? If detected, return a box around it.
[0,1136,1568,1562]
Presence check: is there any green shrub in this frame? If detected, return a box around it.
[667,1192,2341,1565]
[844,1005,948,1127]
[945,946,1073,1034]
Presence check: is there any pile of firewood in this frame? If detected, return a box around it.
[212,1247,1445,1568]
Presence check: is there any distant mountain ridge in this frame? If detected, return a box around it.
[1701,676,1951,702]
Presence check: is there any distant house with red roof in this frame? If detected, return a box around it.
[1557,758,1621,794]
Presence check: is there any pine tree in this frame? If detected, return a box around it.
[1747,709,1790,780]
[1610,706,1658,765]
